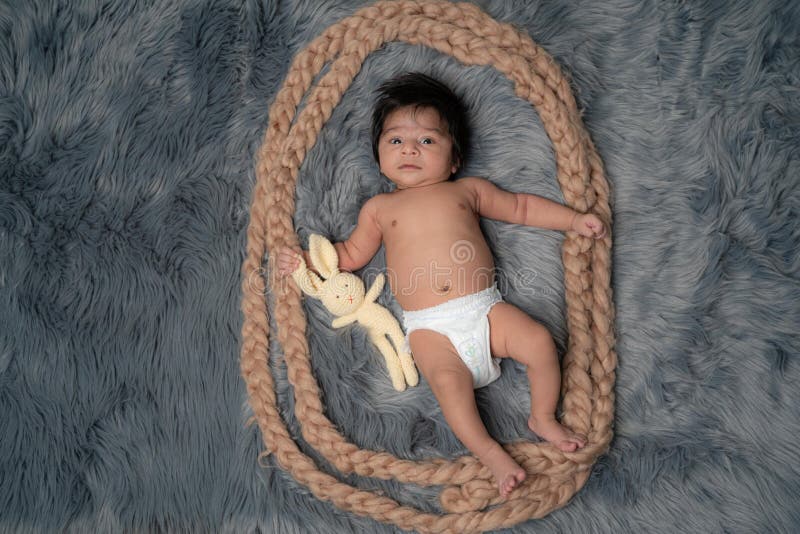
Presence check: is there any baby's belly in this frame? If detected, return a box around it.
[386,242,496,311]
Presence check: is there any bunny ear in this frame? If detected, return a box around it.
[308,234,339,279]
[291,264,325,298]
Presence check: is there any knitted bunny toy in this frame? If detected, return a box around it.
[290,234,419,391]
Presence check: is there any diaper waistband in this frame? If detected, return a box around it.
[402,284,502,323]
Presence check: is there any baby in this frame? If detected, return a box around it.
[278,72,606,497]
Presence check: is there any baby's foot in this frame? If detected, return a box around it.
[478,443,527,497]
[528,415,587,452]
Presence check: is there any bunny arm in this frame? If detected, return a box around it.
[364,273,385,304]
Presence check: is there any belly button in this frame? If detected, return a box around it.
[391,219,397,227]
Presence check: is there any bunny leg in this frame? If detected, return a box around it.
[400,353,419,388]
[371,335,406,391]
[388,326,419,388]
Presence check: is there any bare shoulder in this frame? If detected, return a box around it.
[454,177,517,219]
[454,176,495,194]
[361,193,389,213]
[358,193,391,229]
[454,176,499,202]
[454,176,488,188]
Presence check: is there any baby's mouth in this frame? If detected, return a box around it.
[399,164,420,170]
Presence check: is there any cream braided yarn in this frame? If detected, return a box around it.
[239,1,616,532]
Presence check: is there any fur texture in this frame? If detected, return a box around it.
[1,0,798,532]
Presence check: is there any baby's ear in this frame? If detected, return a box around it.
[308,234,339,279]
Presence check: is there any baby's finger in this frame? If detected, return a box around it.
[284,255,300,270]
[275,248,300,275]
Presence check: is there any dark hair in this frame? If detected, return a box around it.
[371,72,470,174]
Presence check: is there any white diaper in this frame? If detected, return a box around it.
[402,285,503,388]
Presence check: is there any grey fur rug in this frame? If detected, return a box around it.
[2,0,799,532]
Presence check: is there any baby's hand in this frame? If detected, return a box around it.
[571,213,607,239]
[275,246,305,277]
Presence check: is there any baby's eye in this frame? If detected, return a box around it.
[420,137,433,145]
[389,137,402,144]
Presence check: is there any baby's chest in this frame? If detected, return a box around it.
[379,197,478,233]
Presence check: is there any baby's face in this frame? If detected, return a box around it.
[377,106,457,190]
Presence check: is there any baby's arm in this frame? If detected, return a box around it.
[275,197,383,277]
[460,177,606,238]
[334,196,383,271]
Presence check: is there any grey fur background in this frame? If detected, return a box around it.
[1,0,799,532]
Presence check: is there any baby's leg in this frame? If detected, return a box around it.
[409,329,526,497]
[487,303,587,452]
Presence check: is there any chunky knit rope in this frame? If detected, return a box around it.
[240,1,616,532]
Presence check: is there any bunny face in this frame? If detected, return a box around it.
[291,234,374,317]
[321,272,365,316]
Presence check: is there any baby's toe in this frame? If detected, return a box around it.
[500,477,515,497]
[501,471,526,497]
[558,434,587,452]
[558,440,579,452]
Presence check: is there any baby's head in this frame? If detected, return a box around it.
[371,73,469,187]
